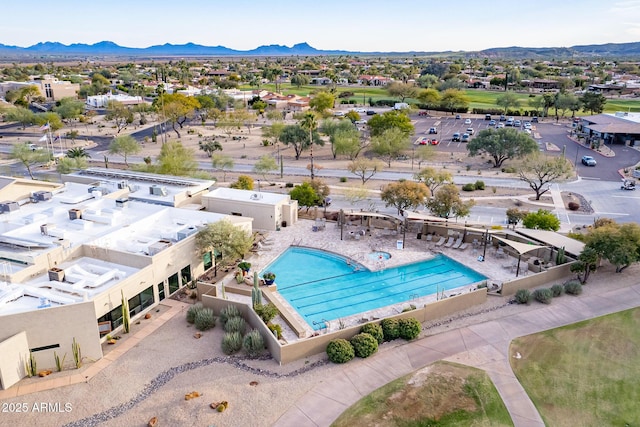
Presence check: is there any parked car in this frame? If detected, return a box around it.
[354,108,367,113]
[428,127,438,134]
[429,139,440,145]
[461,133,470,142]
[531,116,539,123]
[524,128,532,134]
[467,127,475,135]
[418,111,429,116]
[464,118,472,125]
[523,121,532,129]
[452,132,461,142]
[333,111,345,117]
[581,155,597,166]
[354,119,367,125]
[506,118,514,126]
[514,119,522,127]
[496,123,505,128]
[366,110,377,115]
[499,115,506,121]
[455,114,461,119]
[416,137,430,145]
[489,120,496,126]
[485,114,492,120]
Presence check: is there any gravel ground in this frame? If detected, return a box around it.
[1,262,637,427]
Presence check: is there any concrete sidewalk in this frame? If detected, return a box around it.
[273,283,640,427]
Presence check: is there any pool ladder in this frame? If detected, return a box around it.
[312,318,331,332]
[409,293,419,301]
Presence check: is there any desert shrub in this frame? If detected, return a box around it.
[194,308,216,331]
[551,284,564,297]
[242,329,265,357]
[398,318,422,340]
[340,177,348,183]
[474,180,485,190]
[219,305,242,325]
[533,288,553,304]
[350,333,379,358]
[326,339,355,364]
[224,316,246,334]
[564,280,583,295]
[221,332,243,355]
[254,303,278,323]
[462,183,475,192]
[186,303,203,324]
[268,323,283,339]
[501,166,517,173]
[285,182,294,188]
[568,201,580,211]
[380,318,400,341]
[360,323,384,344]
[515,289,532,304]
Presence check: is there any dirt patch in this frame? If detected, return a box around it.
[562,191,594,214]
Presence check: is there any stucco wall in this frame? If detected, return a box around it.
[500,262,574,296]
[0,332,29,390]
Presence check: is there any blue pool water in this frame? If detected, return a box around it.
[263,247,486,330]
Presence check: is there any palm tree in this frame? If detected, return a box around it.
[300,112,318,180]
[66,147,90,159]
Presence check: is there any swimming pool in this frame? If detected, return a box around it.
[263,247,486,330]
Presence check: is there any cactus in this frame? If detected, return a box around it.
[72,337,82,369]
[556,246,566,265]
[54,351,66,372]
[25,352,37,377]
[252,272,262,307]
[121,290,130,333]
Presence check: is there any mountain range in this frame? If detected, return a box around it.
[1,40,640,59]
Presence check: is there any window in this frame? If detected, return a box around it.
[203,252,213,270]
[168,273,179,295]
[97,304,124,331]
[158,282,165,301]
[181,265,191,286]
[128,285,154,316]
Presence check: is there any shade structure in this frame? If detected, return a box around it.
[491,236,548,277]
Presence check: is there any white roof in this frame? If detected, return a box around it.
[206,187,290,206]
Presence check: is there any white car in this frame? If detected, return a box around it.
[353,108,367,113]
[464,118,472,125]
[354,119,367,125]
[467,127,474,135]
[524,128,532,134]
[333,111,346,117]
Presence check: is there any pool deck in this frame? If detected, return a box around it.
[240,218,522,338]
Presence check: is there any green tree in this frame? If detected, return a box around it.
[321,119,361,159]
[290,74,310,88]
[528,96,545,116]
[300,112,319,179]
[262,122,285,146]
[56,157,88,174]
[387,82,418,102]
[253,155,278,183]
[230,175,254,190]
[496,92,521,113]
[522,209,561,231]
[413,167,452,194]
[467,128,538,168]
[289,182,319,210]
[580,92,606,115]
[439,89,469,113]
[54,97,85,124]
[109,135,140,166]
[348,158,383,184]
[309,91,335,114]
[370,128,411,167]
[35,112,63,131]
[66,147,90,158]
[517,153,572,200]
[157,140,196,176]
[196,219,253,266]
[105,100,134,134]
[556,93,581,118]
[155,93,200,138]
[367,109,414,137]
[426,183,474,219]
[5,106,35,129]
[416,88,441,108]
[570,246,599,284]
[380,181,430,215]
[584,222,640,273]
[198,140,222,157]
[210,153,234,182]
[278,124,322,160]
[414,145,436,169]
[11,143,50,179]
[344,111,360,123]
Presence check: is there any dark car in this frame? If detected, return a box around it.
[531,116,539,123]
[366,110,377,116]
[485,114,492,120]
[428,127,438,134]
[452,132,461,142]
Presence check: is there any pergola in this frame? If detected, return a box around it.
[492,236,548,277]
[338,210,403,241]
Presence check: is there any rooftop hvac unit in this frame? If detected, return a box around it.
[115,197,129,208]
[33,191,53,201]
[177,226,198,241]
[40,223,56,236]
[68,208,82,220]
[149,185,168,196]
[0,201,19,213]
[148,239,172,256]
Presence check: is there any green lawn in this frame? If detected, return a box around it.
[243,84,640,113]
[511,308,640,427]
[331,361,512,427]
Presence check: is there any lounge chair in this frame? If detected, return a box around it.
[444,237,455,248]
[425,234,433,243]
[452,238,463,249]
[434,237,446,247]
[457,242,469,251]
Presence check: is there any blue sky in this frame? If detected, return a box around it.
[3,0,640,52]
